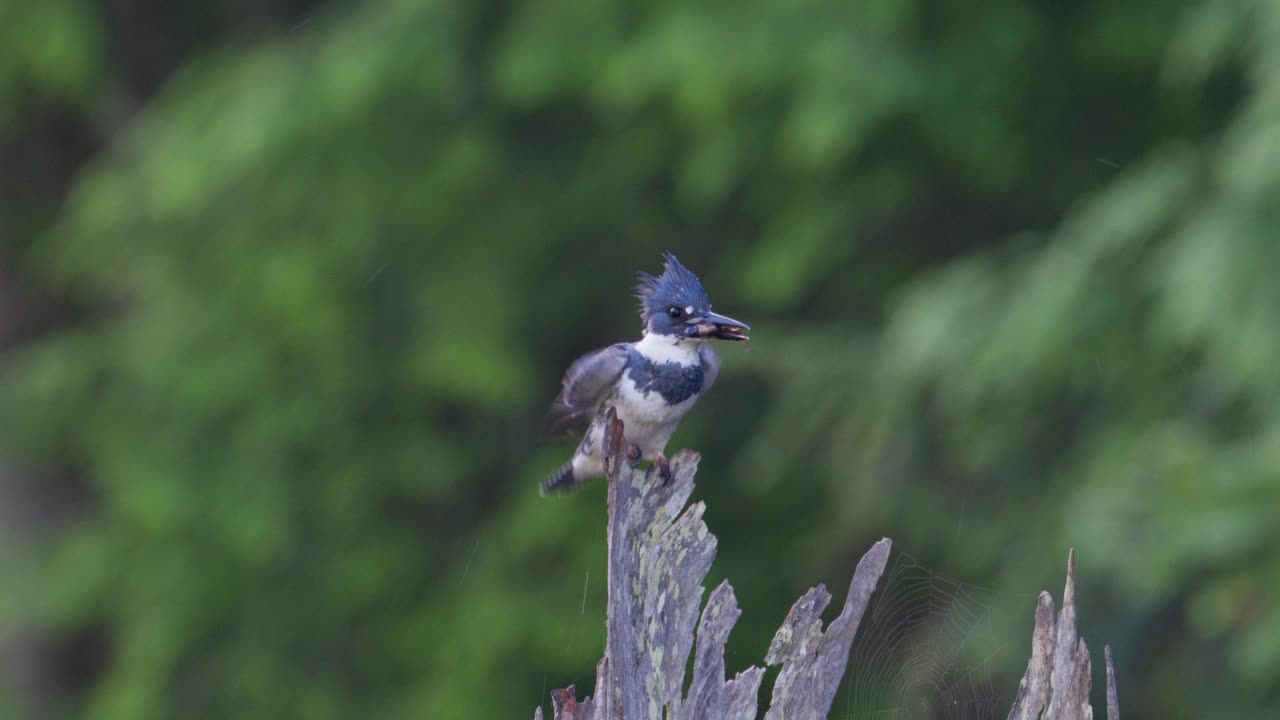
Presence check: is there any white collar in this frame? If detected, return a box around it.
[633,332,701,366]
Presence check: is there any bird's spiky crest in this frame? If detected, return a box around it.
[634,252,709,320]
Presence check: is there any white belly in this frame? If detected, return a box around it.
[570,375,700,480]
[613,376,698,453]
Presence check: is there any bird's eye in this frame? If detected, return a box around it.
[668,306,683,319]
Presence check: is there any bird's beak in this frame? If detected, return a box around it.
[686,311,750,342]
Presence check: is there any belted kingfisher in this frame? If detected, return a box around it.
[542,253,749,494]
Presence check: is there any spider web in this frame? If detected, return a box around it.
[836,552,1013,720]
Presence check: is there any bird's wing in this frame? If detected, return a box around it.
[546,343,630,435]
[698,343,721,394]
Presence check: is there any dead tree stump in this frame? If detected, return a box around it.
[535,409,1120,719]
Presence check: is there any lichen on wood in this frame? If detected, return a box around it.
[535,408,1119,720]
[537,408,890,719]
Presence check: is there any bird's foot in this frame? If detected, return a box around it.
[654,454,672,485]
[625,443,643,468]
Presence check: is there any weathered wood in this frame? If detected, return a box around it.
[537,412,1120,719]
[601,410,717,720]
[763,539,891,720]
[722,667,765,720]
[538,410,891,719]
[548,686,591,720]
[1007,549,1117,720]
[1105,645,1119,720]
[681,580,768,720]
[1007,591,1056,720]
[682,581,741,720]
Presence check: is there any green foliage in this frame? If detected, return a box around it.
[2,0,1278,717]
[0,0,101,120]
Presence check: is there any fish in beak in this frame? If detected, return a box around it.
[684,311,750,342]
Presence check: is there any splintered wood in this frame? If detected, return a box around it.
[536,409,1118,719]
[1007,549,1121,720]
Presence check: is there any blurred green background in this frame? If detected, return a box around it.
[2,0,1278,718]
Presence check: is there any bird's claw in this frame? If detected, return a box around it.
[655,455,672,485]
[625,443,643,468]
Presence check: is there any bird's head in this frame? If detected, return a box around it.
[635,253,749,343]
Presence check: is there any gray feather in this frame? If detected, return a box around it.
[547,343,629,434]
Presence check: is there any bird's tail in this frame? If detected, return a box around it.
[540,461,581,496]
